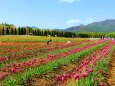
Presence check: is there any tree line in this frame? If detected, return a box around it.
[76,32,115,38]
[0,24,76,37]
[0,23,115,38]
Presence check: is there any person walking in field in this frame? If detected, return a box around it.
[47,39,52,45]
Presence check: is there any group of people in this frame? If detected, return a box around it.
[47,37,115,45]
[100,36,115,40]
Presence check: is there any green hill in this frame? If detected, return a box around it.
[64,19,115,32]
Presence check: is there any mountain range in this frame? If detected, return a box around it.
[63,19,115,32]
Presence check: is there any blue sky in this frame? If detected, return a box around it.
[0,0,115,29]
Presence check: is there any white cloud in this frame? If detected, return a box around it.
[85,17,97,24]
[60,0,80,3]
[86,17,95,23]
[66,19,81,26]
[67,19,81,24]
[66,17,97,26]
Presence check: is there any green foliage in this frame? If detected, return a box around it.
[76,32,115,38]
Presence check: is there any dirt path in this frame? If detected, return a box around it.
[106,51,115,86]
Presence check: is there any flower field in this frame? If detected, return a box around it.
[0,36,114,86]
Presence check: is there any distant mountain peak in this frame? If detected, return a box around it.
[31,26,38,28]
[63,19,115,32]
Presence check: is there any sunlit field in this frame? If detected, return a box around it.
[0,35,88,42]
[0,36,114,86]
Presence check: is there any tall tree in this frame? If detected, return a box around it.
[6,27,9,35]
[14,28,17,35]
[2,27,4,35]
[18,27,21,35]
[10,28,13,35]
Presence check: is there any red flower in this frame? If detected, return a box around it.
[19,69,23,72]
[55,74,60,80]
[2,67,7,72]
[67,73,70,78]
[94,77,98,82]
[72,71,75,75]
[74,74,80,80]
[89,67,93,73]
[100,82,105,86]
[10,77,14,81]
[76,68,79,71]
[61,77,65,83]
[0,74,2,79]
[64,74,67,78]
[6,64,10,68]
[11,68,16,73]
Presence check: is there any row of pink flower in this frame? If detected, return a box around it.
[0,42,91,73]
[47,40,107,61]
[1,40,106,72]
[55,41,115,86]
[0,42,82,62]
[0,40,108,79]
